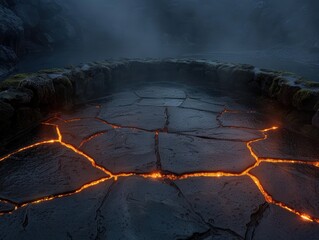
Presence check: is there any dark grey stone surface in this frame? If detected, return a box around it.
[251,129,319,161]
[57,118,112,147]
[253,205,319,240]
[0,143,106,203]
[251,162,319,218]
[94,177,208,240]
[99,105,166,131]
[0,181,114,240]
[174,176,265,237]
[0,82,318,239]
[81,129,157,174]
[220,111,279,130]
[135,86,186,99]
[159,133,255,174]
[167,107,219,132]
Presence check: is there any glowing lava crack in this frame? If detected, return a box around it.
[0,112,319,225]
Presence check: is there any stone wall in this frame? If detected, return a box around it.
[0,59,318,144]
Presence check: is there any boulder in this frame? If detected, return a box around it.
[50,74,73,108]
[67,64,111,101]
[19,74,55,106]
[217,63,255,89]
[0,87,33,107]
[254,69,278,94]
[292,89,319,111]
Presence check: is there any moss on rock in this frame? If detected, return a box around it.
[38,68,65,74]
[292,89,319,111]
[295,79,319,88]
[0,73,34,90]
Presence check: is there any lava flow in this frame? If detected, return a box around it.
[0,112,319,226]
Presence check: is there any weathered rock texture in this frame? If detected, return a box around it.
[1,83,318,239]
[0,59,318,144]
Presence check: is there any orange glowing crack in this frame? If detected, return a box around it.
[45,122,113,176]
[0,116,318,225]
[59,141,113,176]
[21,177,111,207]
[248,173,319,223]
[95,117,163,132]
[0,177,112,216]
[260,159,319,168]
[78,131,108,149]
[0,140,58,163]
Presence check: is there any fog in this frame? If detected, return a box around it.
[16,0,319,80]
[62,0,319,56]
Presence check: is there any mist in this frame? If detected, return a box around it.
[63,0,319,57]
[1,0,318,80]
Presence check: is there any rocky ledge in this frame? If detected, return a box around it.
[0,59,318,144]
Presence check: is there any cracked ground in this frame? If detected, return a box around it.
[0,82,319,240]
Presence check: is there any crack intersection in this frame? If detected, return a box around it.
[0,106,318,226]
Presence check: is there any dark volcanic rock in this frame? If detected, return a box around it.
[19,74,56,106]
[99,105,166,131]
[174,176,265,237]
[167,107,219,132]
[0,181,114,240]
[180,98,225,113]
[57,118,112,147]
[58,104,101,120]
[190,127,264,141]
[0,88,33,107]
[1,123,58,156]
[0,143,106,203]
[68,64,111,101]
[251,162,319,218]
[138,98,184,107]
[253,205,319,240]
[251,128,319,161]
[159,133,255,174]
[94,177,208,239]
[220,111,279,130]
[101,91,140,108]
[81,129,157,174]
[0,201,15,212]
[217,63,255,90]
[17,73,73,108]
[0,79,318,238]
[135,86,186,99]
[50,74,73,108]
